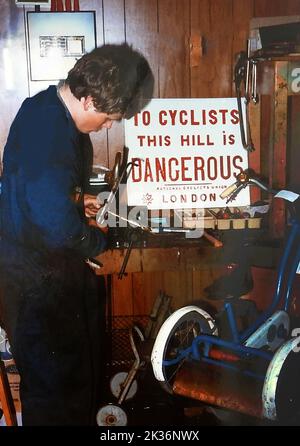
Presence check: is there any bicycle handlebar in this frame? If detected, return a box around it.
[220,169,276,203]
[220,182,240,199]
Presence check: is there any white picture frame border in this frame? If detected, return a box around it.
[27,11,96,81]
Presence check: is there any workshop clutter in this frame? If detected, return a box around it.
[108,291,172,369]
[109,315,149,368]
[214,207,261,230]
[0,328,12,362]
[176,201,269,230]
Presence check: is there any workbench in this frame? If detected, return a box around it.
[95,230,280,276]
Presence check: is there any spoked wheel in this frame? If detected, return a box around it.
[151,305,217,393]
[96,404,128,426]
[263,337,300,423]
[110,371,138,400]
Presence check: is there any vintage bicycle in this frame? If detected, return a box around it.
[151,169,300,424]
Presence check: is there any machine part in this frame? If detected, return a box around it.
[110,372,138,400]
[117,230,143,279]
[96,147,129,226]
[151,306,217,393]
[262,336,300,421]
[96,404,128,426]
[116,325,145,405]
[220,168,275,203]
[150,295,171,340]
[118,237,134,279]
[107,210,152,232]
[104,152,122,191]
[244,310,289,352]
[85,257,103,270]
[144,291,165,339]
[251,60,258,103]
[234,44,255,152]
[172,357,263,419]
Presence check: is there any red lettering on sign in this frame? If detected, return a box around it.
[155,158,166,181]
[230,109,240,124]
[168,158,180,181]
[181,157,192,181]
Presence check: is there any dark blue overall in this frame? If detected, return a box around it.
[0,86,107,425]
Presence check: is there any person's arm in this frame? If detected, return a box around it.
[20,107,106,258]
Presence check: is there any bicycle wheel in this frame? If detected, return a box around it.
[151,305,217,393]
[110,371,138,400]
[96,404,128,426]
[263,336,300,422]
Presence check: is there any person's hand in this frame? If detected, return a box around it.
[84,194,101,218]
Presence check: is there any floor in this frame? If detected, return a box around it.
[2,358,298,426]
[102,360,300,427]
[100,365,278,427]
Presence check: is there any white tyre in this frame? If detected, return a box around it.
[151,305,217,392]
[96,404,128,426]
[262,336,300,422]
[110,371,138,400]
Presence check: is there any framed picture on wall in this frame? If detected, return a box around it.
[27,11,96,81]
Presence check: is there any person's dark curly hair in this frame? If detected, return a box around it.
[65,43,154,118]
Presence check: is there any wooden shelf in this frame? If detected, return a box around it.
[95,243,280,275]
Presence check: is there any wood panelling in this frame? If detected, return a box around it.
[287,96,300,190]
[190,0,211,97]
[254,0,300,17]
[103,0,125,44]
[132,271,164,315]
[125,0,159,98]
[191,0,233,98]
[1,0,299,162]
[158,0,190,98]
[232,0,254,96]
[96,0,126,168]
[83,0,108,167]
[111,273,134,316]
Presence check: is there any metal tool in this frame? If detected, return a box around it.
[234,42,256,152]
[96,147,129,226]
[117,230,142,279]
[106,210,152,233]
[118,238,133,279]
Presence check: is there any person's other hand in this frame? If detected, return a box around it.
[84,194,101,218]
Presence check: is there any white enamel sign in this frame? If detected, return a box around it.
[125,98,250,209]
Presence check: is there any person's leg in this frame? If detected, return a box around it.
[5,260,103,426]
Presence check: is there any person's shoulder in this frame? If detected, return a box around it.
[17,86,67,131]
[21,86,64,116]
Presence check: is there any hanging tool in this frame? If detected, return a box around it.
[203,230,223,248]
[234,41,256,152]
[96,147,130,227]
[117,231,138,279]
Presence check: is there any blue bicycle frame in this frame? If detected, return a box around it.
[162,196,300,382]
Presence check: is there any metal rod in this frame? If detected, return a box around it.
[107,210,152,232]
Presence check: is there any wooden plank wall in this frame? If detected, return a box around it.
[1,0,300,317]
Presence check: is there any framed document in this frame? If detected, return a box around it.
[27,11,96,81]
